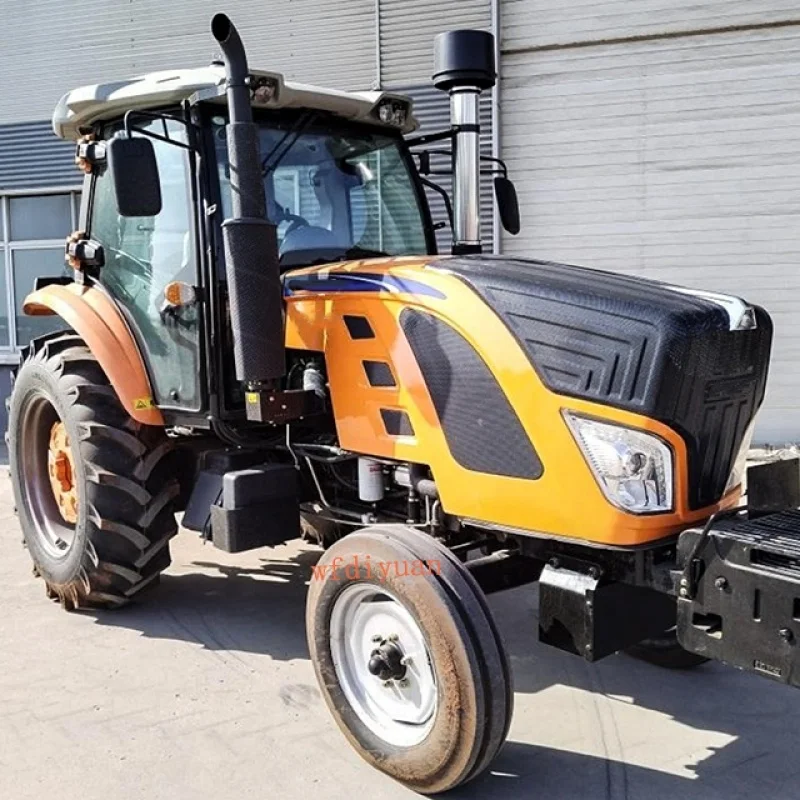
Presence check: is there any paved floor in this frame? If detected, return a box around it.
[3,477,800,800]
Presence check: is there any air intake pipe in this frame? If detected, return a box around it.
[211,13,285,384]
[433,30,497,255]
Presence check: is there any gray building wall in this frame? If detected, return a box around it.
[500,1,800,443]
[0,0,379,125]
[1,0,799,444]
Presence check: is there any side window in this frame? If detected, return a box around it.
[90,120,201,410]
[347,147,427,256]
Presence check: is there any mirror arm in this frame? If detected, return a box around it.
[122,110,196,151]
[479,154,508,178]
[405,128,457,148]
[419,177,455,231]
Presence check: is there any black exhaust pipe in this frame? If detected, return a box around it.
[211,13,285,384]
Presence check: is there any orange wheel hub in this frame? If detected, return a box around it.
[47,421,78,524]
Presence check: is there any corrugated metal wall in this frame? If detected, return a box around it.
[378,0,490,86]
[502,1,798,50]
[0,122,78,190]
[500,2,800,443]
[0,0,377,126]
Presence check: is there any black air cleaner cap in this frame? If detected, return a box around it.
[433,30,497,92]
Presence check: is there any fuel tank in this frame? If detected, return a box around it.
[283,255,772,546]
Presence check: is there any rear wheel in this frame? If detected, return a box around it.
[8,332,179,610]
[306,524,513,794]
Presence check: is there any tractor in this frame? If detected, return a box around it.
[9,12,800,795]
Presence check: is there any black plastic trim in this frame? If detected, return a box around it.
[400,307,543,480]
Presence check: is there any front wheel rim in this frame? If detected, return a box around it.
[329,583,438,747]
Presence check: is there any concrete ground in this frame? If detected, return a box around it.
[3,478,800,800]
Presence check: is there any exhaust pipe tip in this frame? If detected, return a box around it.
[211,13,233,44]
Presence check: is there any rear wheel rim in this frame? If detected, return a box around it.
[329,583,437,747]
[18,392,78,559]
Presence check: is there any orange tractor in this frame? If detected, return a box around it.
[9,13,800,793]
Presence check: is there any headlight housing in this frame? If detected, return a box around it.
[564,412,674,514]
[375,99,409,128]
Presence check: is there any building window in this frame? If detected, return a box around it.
[0,190,80,360]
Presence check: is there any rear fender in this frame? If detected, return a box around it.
[23,283,163,426]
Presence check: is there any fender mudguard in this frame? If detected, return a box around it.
[23,283,164,426]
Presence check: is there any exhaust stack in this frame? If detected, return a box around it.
[433,30,497,255]
[211,13,285,383]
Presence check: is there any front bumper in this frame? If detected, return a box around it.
[677,508,800,686]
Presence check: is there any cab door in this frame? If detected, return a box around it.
[88,119,203,412]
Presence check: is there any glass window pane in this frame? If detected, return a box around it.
[72,192,81,229]
[9,194,72,241]
[13,249,69,345]
[0,252,9,347]
[91,120,201,409]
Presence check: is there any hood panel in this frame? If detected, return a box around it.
[434,256,773,510]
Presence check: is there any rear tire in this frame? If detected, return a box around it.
[626,629,709,669]
[306,525,513,794]
[8,332,179,610]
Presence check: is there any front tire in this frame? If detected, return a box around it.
[306,525,513,794]
[8,332,179,610]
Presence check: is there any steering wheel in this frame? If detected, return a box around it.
[282,212,311,237]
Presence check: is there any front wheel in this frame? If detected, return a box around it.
[306,525,513,794]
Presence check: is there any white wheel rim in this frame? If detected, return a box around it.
[329,583,438,747]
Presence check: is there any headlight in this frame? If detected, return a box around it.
[376,100,408,128]
[564,412,674,514]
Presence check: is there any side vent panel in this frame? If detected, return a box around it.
[343,315,375,340]
[364,360,396,387]
[400,308,543,479]
[381,409,415,437]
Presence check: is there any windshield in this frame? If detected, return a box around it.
[214,115,431,268]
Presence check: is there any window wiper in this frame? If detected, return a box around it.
[260,111,317,176]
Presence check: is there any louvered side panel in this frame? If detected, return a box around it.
[0,122,78,190]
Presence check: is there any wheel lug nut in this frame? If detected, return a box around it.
[387,633,398,642]
[371,634,382,643]
[400,655,412,666]
[398,678,409,688]
[382,680,392,688]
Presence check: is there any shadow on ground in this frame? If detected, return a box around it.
[89,544,321,662]
[86,536,800,799]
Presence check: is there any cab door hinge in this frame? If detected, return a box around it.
[65,231,105,274]
[75,135,107,174]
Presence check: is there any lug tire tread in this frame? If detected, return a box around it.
[9,331,179,611]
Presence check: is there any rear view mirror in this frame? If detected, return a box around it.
[494,176,520,235]
[106,134,162,217]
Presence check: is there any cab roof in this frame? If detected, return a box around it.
[52,65,418,140]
